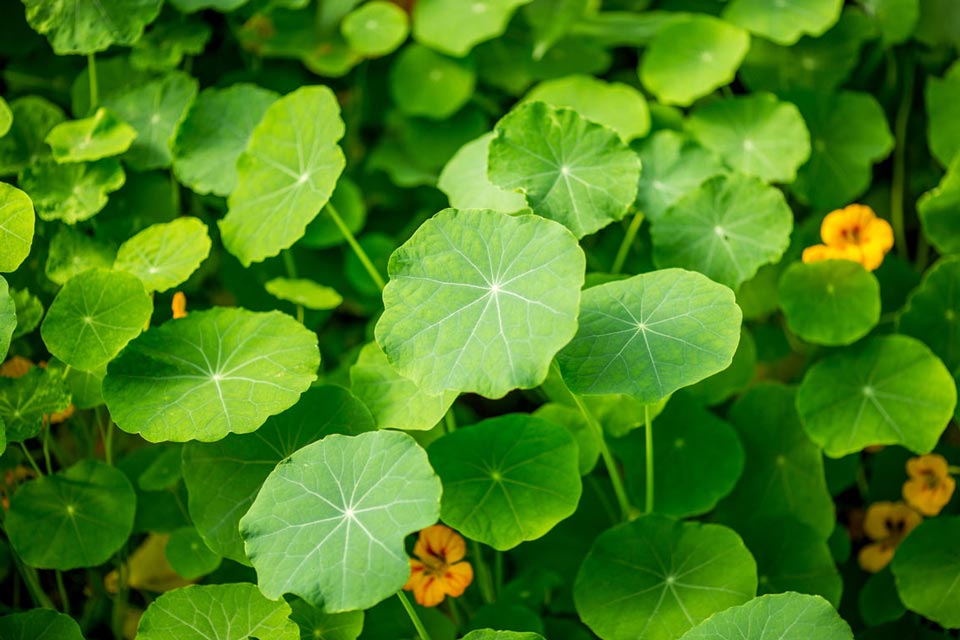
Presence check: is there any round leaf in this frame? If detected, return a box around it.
[0,609,85,640]
[899,257,960,371]
[0,367,71,443]
[463,632,545,640]
[22,0,162,54]
[389,44,476,119]
[103,307,320,442]
[44,225,116,286]
[678,592,853,640]
[926,61,960,168]
[723,0,843,44]
[289,599,364,640]
[19,158,125,224]
[891,516,960,629]
[375,209,585,398]
[114,217,212,292]
[165,527,222,579]
[523,75,651,141]
[5,460,136,570]
[240,431,442,612]
[918,155,960,256]
[265,278,342,310]
[438,133,529,213]
[342,1,409,57]
[0,277,14,358]
[0,183,33,273]
[796,335,957,457]
[556,269,742,403]
[0,96,65,176]
[413,0,532,57]
[45,107,137,163]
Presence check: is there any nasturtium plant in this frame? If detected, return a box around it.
[722,0,843,45]
[19,158,125,224]
[44,108,137,163]
[679,592,854,640]
[0,182,34,272]
[113,217,212,292]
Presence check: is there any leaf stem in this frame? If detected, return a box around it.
[643,405,654,515]
[87,54,99,111]
[890,48,914,260]
[42,425,53,474]
[397,590,433,640]
[18,443,43,477]
[55,570,70,614]
[471,539,496,604]
[493,549,504,598]
[443,408,457,433]
[282,250,305,323]
[326,202,386,292]
[10,552,54,609]
[611,211,644,275]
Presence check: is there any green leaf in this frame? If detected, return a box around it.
[301,177,368,249]
[686,93,811,183]
[41,268,152,372]
[533,402,600,475]
[723,0,843,44]
[136,583,299,640]
[683,327,757,406]
[104,307,320,442]
[220,86,345,266]
[557,269,742,402]
[0,277,14,359]
[182,384,374,563]
[523,75,650,141]
[0,96,65,176]
[19,158,125,224]
[0,182,34,272]
[22,0,162,54]
[172,83,279,197]
[678,593,853,640]
[10,288,43,340]
[574,515,757,640]
[891,517,960,629]
[926,61,960,167]
[918,149,960,254]
[438,133,529,212]
[651,174,793,291]
[44,225,116,285]
[131,17,212,71]
[429,413,581,550]
[165,527,222,579]
[114,217,212,292]
[5,460,135,569]
[0,609,85,640]
[796,335,957,457]
[240,431,442,612]
[0,366,71,443]
[289,599,364,640]
[0,97,11,137]
[462,632,545,640]
[413,0,533,56]
[859,0,920,44]
[859,568,905,626]
[899,257,960,371]
[265,278,342,310]
[342,1,409,57]
[488,101,641,238]
[778,260,881,346]
[71,57,153,118]
[45,108,137,163]
[376,209,584,398]
[389,44,476,119]
[639,15,750,107]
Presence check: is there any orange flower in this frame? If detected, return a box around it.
[902,454,956,516]
[802,204,894,271]
[403,524,473,607]
[857,501,922,572]
[172,292,188,319]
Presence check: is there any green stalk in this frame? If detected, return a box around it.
[327,202,386,292]
[397,590,433,640]
[890,48,914,260]
[471,539,496,604]
[443,408,457,433]
[55,570,70,614]
[643,405,654,514]
[42,426,53,474]
[18,443,43,477]
[494,550,504,598]
[611,211,645,275]
[87,54,99,111]
[282,250,305,323]
[12,554,54,609]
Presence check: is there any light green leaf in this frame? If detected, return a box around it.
[240,431,442,612]
[71,57,153,118]
[651,173,793,290]
[686,93,811,183]
[289,599,364,640]
[679,593,853,640]
[0,96,65,176]
[265,278,342,310]
[859,0,920,44]
[220,86,345,266]
[0,367,71,443]
[898,257,960,371]
[0,609,85,640]
[103,307,320,442]
[462,632,545,640]
[11,288,43,340]
[439,133,529,212]
[557,269,742,403]
[165,527,222,579]
[524,0,596,60]
[533,402,600,475]
[172,83,279,196]
[136,583,299,640]
[0,182,34,272]
[891,517,960,629]
[19,158,125,224]
[342,1,409,57]
[926,61,960,167]
[488,101,640,238]
[918,152,960,254]
[375,209,584,398]
[5,460,135,569]
[22,0,162,54]
[41,268,152,372]
[0,277,14,359]
[45,108,137,163]
[723,0,843,44]
[413,0,533,56]
[0,97,10,137]
[169,0,249,11]
[114,217,212,292]
[640,15,750,107]
[131,17,212,71]
[683,327,756,406]
[796,335,957,457]
[44,225,116,285]
[389,44,476,119]
[523,75,650,141]
[574,515,757,640]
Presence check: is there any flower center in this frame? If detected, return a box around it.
[842,224,862,244]
[922,470,940,490]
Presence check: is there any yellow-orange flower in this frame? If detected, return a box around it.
[857,501,922,572]
[172,292,188,319]
[403,524,473,607]
[902,454,955,516]
[802,204,894,271]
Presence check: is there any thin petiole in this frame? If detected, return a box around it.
[611,211,645,275]
[281,250,305,323]
[644,405,654,514]
[397,590,434,640]
[471,539,496,604]
[326,202,386,292]
[890,48,914,260]
[87,54,99,111]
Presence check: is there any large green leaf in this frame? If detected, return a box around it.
[438,133,529,212]
[342,1,409,57]
[488,101,640,238]
[678,593,853,640]
[462,632,545,640]
[412,0,532,56]
[722,0,843,44]
[240,431,442,612]
[182,385,374,563]
[918,152,960,254]
[389,44,476,119]
[0,277,14,359]
[574,515,757,640]
[557,269,741,403]
[0,96,64,176]
[796,335,956,457]
[523,75,650,141]
[220,86,345,266]
[44,108,137,163]
[21,0,162,54]
[650,174,793,291]
[0,609,85,640]
[5,460,135,569]
[428,413,581,550]
[926,61,960,167]
[891,517,960,629]
[0,182,33,272]
[0,367,71,443]
[103,307,320,442]
[114,217,212,292]
[165,527,221,579]
[44,225,116,285]
[136,583,299,640]
[19,158,125,224]
[289,599,364,640]
[375,209,584,398]
[898,257,960,371]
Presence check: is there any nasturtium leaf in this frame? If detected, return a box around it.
[898,257,960,371]
[220,86,345,266]
[136,583,299,640]
[131,17,212,71]
[640,15,750,107]
[797,335,957,457]
[918,153,960,254]
[779,260,881,346]
[104,307,320,442]
[523,75,650,141]
[240,431,442,612]
[41,268,152,372]
[342,1,409,57]
[44,225,117,285]
[0,182,33,272]
[165,527,221,579]
[413,0,532,57]
[686,93,811,183]
[71,57,153,118]
[10,288,42,340]
[859,568,905,626]
[557,269,741,402]
[651,174,793,291]
[438,133,529,212]
[0,96,65,175]
[169,0,249,11]
[683,327,756,406]
[183,385,373,563]
[891,517,960,629]
[488,101,640,238]
[21,0,162,54]
[723,0,843,45]
[0,97,10,137]
[5,460,135,569]
[0,367,71,443]
[533,402,600,475]
[678,592,853,640]
[265,278,342,310]
[0,609,85,640]
[389,44,476,119]
[788,90,894,210]
[633,130,726,223]
[172,83,279,197]
[376,209,584,398]
[45,108,137,163]
[429,414,582,550]
[114,217,212,292]
[301,177,368,249]
[714,384,835,539]
[0,277,14,359]
[859,0,919,44]
[574,515,757,640]
[103,71,199,171]
[462,632,545,640]
[138,445,183,490]
[926,61,960,168]
[19,158,125,224]
[289,599,364,640]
